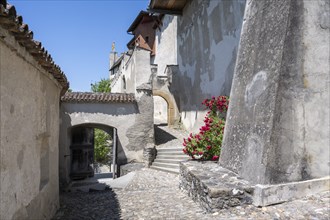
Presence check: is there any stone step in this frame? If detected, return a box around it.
[154,158,186,164]
[152,162,179,169]
[156,148,183,152]
[150,165,179,174]
[156,151,186,156]
[156,155,189,159]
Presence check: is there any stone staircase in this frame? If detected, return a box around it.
[150,147,190,174]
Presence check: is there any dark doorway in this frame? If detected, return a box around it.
[70,125,113,180]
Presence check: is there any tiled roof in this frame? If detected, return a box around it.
[61,92,136,103]
[127,10,158,33]
[0,1,69,95]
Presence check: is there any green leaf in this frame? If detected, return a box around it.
[91,78,111,93]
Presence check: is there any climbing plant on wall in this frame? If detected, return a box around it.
[183,96,229,161]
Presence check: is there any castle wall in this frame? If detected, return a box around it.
[172,0,246,131]
[0,26,62,220]
[221,0,330,184]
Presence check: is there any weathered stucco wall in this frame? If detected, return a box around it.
[60,98,154,184]
[153,15,178,76]
[221,0,330,185]
[111,47,152,94]
[171,0,246,131]
[0,26,61,219]
[110,53,131,93]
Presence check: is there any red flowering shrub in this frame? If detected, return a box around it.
[183,96,229,161]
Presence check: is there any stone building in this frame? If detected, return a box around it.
[220,0,330,205]
[127,10,158,55]
[149,0,246,131]
[59,92,154,184]
[109,50,132,92]
[0,2,69,219]
[150,0,329,211]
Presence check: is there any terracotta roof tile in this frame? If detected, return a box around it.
[0,1,69,95]
[61,92,136,103]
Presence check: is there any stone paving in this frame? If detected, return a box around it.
[53,125,329,219]
[53,167,330,220]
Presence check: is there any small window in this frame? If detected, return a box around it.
[123,76,126,90]
[145,36,149,43]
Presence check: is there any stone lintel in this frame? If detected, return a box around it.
[253,176,330,207]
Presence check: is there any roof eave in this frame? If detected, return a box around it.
[127,10,149,33]
[147,8,182,15]
[148,0,188,16]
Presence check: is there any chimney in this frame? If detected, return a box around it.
[109,42,117,70]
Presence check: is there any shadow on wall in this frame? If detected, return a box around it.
[53,189,121,219]
[154,124,176,145]
[172,0,245,112]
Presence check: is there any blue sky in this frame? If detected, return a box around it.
[10,0,149,91]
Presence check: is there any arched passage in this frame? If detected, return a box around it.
[69,123,114,180]
[60,93,154,185]
[153,96,168,125]
[153,90,179,126]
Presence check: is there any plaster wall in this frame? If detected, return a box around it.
[133,48,153,90]
[110,54,131,93]
[221,0,330,184]
[60,99,154,184]
[172,0,246,131]
[111,76,123,93]
[60,102,137,183]
[112,48,152,94]
[0,27,61,219]
[153,15,178,76]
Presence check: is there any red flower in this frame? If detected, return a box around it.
[207,145,212,150]
[212,155,219,161]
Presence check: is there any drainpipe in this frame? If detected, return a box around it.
[112,128,117,179]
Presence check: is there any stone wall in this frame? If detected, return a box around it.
[110,53,131,93]
[221,0,330,185]
[172,0,246,131]
[179,161,253,212]
[59,98,154,185]
[152,15,178,76]
[0,26,63,219]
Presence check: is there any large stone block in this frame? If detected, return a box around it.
[220,0,329,185]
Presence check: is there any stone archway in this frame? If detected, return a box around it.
[153,90,179,126]
[69,123,114,180]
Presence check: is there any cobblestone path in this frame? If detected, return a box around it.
[53,167,329,220]
[53,125,329,219]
